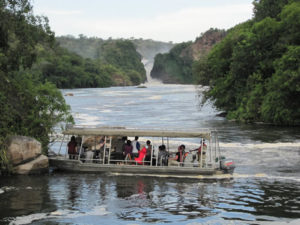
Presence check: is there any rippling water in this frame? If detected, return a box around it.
[1,84,300,224]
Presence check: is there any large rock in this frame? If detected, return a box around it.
[6,136,42,166]
[14,155,49,175]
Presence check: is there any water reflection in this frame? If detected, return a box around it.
[1,174,300,224]
[0,176,55,223]
[252,180,300,219]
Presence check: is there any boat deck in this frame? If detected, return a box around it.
[49,157,219,176]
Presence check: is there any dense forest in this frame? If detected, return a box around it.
[0,0,73,165]
[151,41,193,83]
[37,39,147,88]
[56,36,174,82]
[151,29,226,83]
[194,0,300,125]
[57,35,174,62]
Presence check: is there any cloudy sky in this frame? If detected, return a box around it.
[33,0,254,43]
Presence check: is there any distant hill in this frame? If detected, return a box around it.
[151,28,226,84]
[56,35,104,59]
[56,36,174,82]
[56,36,173,60]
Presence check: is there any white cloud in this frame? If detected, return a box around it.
[47,3,253,42]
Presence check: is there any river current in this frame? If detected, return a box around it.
[1,84,300,225]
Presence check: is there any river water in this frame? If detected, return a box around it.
[1,84,300,225]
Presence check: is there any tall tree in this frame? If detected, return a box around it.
[194,0,300,125]
[0,0,72,156]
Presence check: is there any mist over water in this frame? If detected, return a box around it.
[1,85,299,224]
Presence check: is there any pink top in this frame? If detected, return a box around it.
[134,147,147,164]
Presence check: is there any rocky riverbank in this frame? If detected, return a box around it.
[3,136,49,175]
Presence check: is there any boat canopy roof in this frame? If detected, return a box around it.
[63,126,213,139]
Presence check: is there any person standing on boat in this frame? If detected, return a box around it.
[68,136,77,159]
[145,140,152,164]
[123,140,133,160]
[131,136,140,158]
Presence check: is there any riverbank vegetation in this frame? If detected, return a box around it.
[193,0,300,125]
[151,42,193,83]
[55,36,175,86]
[36,39,146,88]
[0,0,74,173]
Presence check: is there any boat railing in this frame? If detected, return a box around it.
[63,154,214,169]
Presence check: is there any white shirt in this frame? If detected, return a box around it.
[132,140,139,153]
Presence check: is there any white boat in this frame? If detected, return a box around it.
[49,126,235,178]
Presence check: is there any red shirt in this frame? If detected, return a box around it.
[198,143,207,153]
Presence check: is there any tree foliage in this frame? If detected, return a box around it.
[151,42,193,83]
[52,37,147,87]
[98,40,146,85]
[0,0,73,160]
[194,0,300,125]
[151,28,226,84]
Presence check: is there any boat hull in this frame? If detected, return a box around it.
[49,157,231,178]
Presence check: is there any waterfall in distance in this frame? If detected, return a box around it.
[141,58,162,85]
[138,44,173,86]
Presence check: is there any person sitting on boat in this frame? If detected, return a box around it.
[168,145,184,166]
[158,144,168,166]
[68,136,77,160]
[113,136,127,162]
[123,140,133,161]
[92,137,105,163]
[131,136,140,158]
[134,145,147,165]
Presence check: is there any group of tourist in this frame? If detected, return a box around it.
[67,135,207,166]
[122,136,152,165]
[167,140,207,167]
[67,135,82,159]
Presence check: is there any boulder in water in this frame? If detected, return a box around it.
[14,155,49,175]
[6,136,42,166]
[4,136,49,175]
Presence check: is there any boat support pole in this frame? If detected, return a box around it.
[150,145,153,167]
[103,136,106,164]
[58,134,65,156]
[214,133,217,168]
[217,134,221,168]
[78,136,85,162]
[167,137,169,153]
[200,138,203,168]
[209,135,212,166]
[108,136,112,165]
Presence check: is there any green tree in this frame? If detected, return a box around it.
[194,0,300,125]
[98,40,146,84]
[151,42,193,83]
[261,46,300,125]
[253,0,290,21]
[0,0,73,164]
